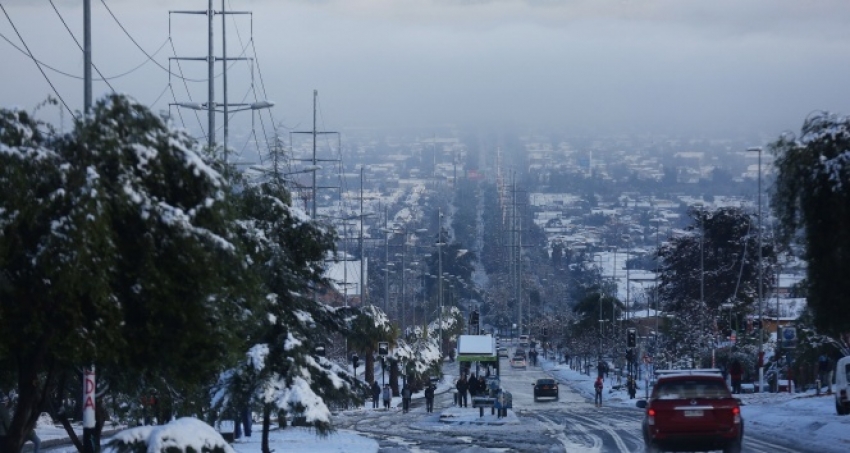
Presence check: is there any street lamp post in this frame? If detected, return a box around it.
[748,146,764,392]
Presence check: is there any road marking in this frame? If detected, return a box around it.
[536,413,602,453]
[567,410,634,453]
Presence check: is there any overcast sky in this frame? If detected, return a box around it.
[3,0,850,140]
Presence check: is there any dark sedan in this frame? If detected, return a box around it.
[533,378,559,401]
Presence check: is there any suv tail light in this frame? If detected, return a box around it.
[647,408,656,426]
[732,406,741,424]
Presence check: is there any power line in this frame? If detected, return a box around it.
[150,83,169,107]
[167,38,205,135]
[49,0,116,93]
[0,28,169,82]
[100,0,244,83]
[0,3,73,116]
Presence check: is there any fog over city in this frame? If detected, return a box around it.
[3,0,850,139]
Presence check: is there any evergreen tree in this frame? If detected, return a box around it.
[0,95,243,453]
[656,206,775,364]
[771,112,850,338]
[215,170,366,449]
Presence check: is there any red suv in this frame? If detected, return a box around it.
[637,371,744,453]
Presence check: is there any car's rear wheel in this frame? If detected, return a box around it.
[723,440,742,453]
[645,441,662,453]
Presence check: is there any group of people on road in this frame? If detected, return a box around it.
[454,374,491,407]
[370,380,436,413]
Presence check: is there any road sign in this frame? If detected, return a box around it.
[378,341,389,356]
[782,327,797,348]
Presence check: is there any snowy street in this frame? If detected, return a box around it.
[325,350,846,452]
[29,347,849,453]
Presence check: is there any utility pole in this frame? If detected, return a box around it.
[748,146,764,392]
[82,4,94,452]
[290,90,340,220]
[438,207,444,358]
[361,167,367,306]
[83,0,92,114]
[385,206,390,315]
[169,3,255,153]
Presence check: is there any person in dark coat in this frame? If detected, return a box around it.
[456,376,469,407]
[468,375,479,397]
[371,381,381,409]
[0,396,11,451]
[730,359,743,394]
[594,376,604,407]
[382,384,392,409]
[627,377,637,399]
[401,384,412,413]
[424,385,435,413]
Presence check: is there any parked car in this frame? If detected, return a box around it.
[510,355,527,369]
[636,370,744,453]
[498,347,509,358]
[533,378,558,401]
[834,356,850,415]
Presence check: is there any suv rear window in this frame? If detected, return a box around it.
[654,379,731,400]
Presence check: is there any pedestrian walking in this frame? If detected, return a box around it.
[456,376,469,407]
[0,395,11,451]
[594,376,604,407]
[382,384,392,410]
[627,377,637,399]
[371,381,381,409]
[818,354,831,393]
[424,385,435,413]
[26,429,41,453]
[730,359,743,394]
[468,375,478,397]
[401,384,412,413]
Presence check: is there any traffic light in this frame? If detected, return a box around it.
[542,327,548,338]
[315,343,326,357]
[352,354,359,371]
[470,310,479,327]
[627,328,637,348]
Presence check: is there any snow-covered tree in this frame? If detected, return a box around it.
[656,206,776,363]
[214,171,367,451]
[395,326,442,391]
[771,112,850,338]
[0,95,244,453]
[347,305,396,386]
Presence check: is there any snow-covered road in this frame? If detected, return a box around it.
[333,352,836,452]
